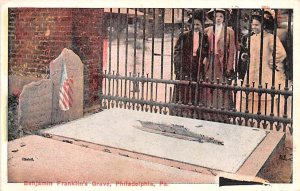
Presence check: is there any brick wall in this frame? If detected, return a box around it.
[8,8,105,112]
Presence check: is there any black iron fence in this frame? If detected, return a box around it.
[100,8,293,134]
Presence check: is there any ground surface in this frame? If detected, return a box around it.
[257,133,293,183]
[8,135,216,184]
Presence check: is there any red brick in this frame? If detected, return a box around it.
[9,8,104,111]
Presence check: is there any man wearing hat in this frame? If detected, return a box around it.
[172,9,209,116]
[204,8,236,121]
[239,9,287,117]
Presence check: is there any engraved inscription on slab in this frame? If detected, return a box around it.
[18,79,53,131]
[135,120,224,145]
[50,48,84,124]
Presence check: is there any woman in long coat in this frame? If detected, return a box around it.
[172,10,209,117]
[204,9,236,121]
[240,10,287,117]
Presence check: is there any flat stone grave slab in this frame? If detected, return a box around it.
[43,108,272,174]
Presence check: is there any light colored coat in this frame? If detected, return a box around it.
[238,31,289,117]
[244,32,287,101]
[247,32,287,88]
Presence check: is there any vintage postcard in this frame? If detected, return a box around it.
[1,0,299,191]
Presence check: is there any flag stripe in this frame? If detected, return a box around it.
[59,95,68,110]
[59,61,73,111]
[62,83,73,103]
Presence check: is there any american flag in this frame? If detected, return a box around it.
[59,60,73,111]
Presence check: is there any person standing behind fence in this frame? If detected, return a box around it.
[204,9,235,121]
[239,10,287,117]
[172,9,209,116]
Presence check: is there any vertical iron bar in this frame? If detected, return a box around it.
[245,12,252,116]
[150,8,155,112]
[164,83,167,114]
[222,10,228,116]
[112,71,115,97]
[221,11,232,116]
[116,8,120,98]
[222,81,225,110]
[137,73,140,101]
[210,9,217,117]
[161,8,165,79]
[233,80,237,124]
[263,83,268,129]
[194,10,205,107]
[284,9,292,119]
[239,80,243,112]
[264,83,268,115]
[205,77,209,108]
[141,9,146,105]
[257,9,264,115]
[124,8,129,99]
[201,9,205,80]
[188,9,194,109]
[104,70,107,95]
[246,13,252,85]
[112,71,115,108]
[223,10,228,83]
[146,74,149,112]
[258,9,264,85]
[184,84,188,106]
[271,9,278,87]
[155,82,158,113]
[169,87,172,115]
[171,8,175,80]
[133,8,137,75]
[233,9,240,113]
[178,8,185,104]
[99,9,105,110]
[276,84,282,131]
[245,82,250,114]
[128,72,132,109]
[103,70,107,108]
[251,82,255,115]
[216,79,220,109]
[270,9,278,117]
[142,8,146,77]
[188,83,192,106]
[108,8,113,99]
[133,8,138,100]
[120,78,123,107]
[120,78,123,97]
[211,9,216,81]
[291,84,293,122]
[146,73,149,101]
[277,84,281,117]
[190,9,195,81]
[169,87,172,102]
[234,9,240,83]
[164,83,167,103]
[250,81,255,127]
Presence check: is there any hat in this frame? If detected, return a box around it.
[207,8,231,21]
[251,9,274,21]
[187,9,205,23]
[251,9,275,32]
